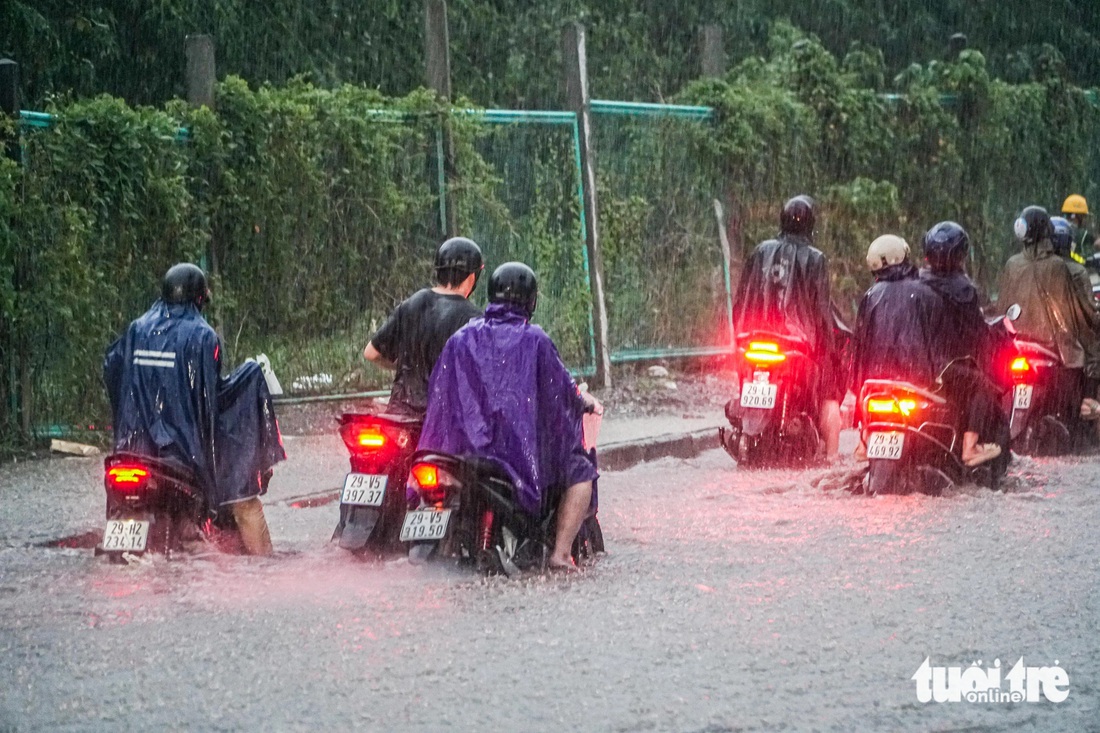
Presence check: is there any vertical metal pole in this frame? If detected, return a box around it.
[562,22,612,388]
[425,0,457,238]
[713,199,735,351]
[571,117,599,374]
[699,26,726,78]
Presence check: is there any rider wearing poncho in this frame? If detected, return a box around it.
[730,195,846,461]
[417,262,598,569]
[104,263,285,554]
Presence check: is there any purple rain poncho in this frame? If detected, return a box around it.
[416,302,598,515]
[104,300,286,513]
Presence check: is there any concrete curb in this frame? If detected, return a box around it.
[596,426,721,472]
[276,425,724,508]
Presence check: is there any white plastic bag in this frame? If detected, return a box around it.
[247,353,283,396]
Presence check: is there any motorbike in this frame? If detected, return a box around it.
[858,377,1007,496]
[856,313,1016,496]
[719,331,823,467]
[1004,337,1076,456]
[400,398,604,576]
[97,451,211,561]
[331,412,422,554]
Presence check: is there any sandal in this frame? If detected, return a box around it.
[963,443,1002,467]
[1080,398,1100,421]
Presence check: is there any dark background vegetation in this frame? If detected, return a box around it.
[3,1,1100,107]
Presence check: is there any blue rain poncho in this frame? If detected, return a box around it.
[104,300,285,513]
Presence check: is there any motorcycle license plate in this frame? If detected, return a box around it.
[399,509,451,542]
[740,381,778,409]
[867,431,904,461]
[1013,384,1033,410]
[101,519,150,552]
[340,473,387,507]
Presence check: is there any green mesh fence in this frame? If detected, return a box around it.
[591,101,735,361]
[455,111,595,373]
[219,112,445,399]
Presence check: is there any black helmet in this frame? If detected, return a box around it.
[488,262,538,315]
[1050,216,1074,257]
[780,195,816,238]
[435,237,484,288]
[1014,205,1052,246]
[922,221,970,273]
[162,263,209,309]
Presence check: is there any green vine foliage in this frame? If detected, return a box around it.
[679,25,1100,314]
[2,96,201,438]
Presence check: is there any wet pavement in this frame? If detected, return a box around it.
[0,426,1097,731]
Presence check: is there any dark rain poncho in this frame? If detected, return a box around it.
[851,263,942,392]
[919,268,995,369]
[995,239,1100,374]
[731,234,844,400]
[104,300,286,512]
[416,302,598,515]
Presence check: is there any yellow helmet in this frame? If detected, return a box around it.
[1062,194,1089,216]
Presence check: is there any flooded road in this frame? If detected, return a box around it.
[1,445,1097,731]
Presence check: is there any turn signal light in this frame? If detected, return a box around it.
[107,465,150,490]
[744,341,786,364]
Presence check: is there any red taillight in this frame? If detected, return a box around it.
[411,463,439,489]
[356,427,386,449]
[107,464,150,490]
[866,398,897,414]
[1010,356,1031,374]
[744,341,786,364]
[341,423,388,453]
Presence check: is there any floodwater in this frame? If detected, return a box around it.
[0,444,1097,731]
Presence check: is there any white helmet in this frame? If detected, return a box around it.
[866,234,910,272]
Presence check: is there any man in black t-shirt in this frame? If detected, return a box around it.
[364,237,484,416]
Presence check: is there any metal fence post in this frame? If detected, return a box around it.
[185,35,216,109]
[562,22,612,388]
[425,0,457,239]
[185,34,218,282]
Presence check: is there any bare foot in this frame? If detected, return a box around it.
[549,556,579,572]
[963,443,1002,467]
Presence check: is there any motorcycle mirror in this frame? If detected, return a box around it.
[1003,304,1021,335]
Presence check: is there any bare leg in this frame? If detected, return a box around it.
[854,430,868,461]
[819,399,842,462]
[231,497,274,556]
[550,481,593,569]
[961,431,979,462]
